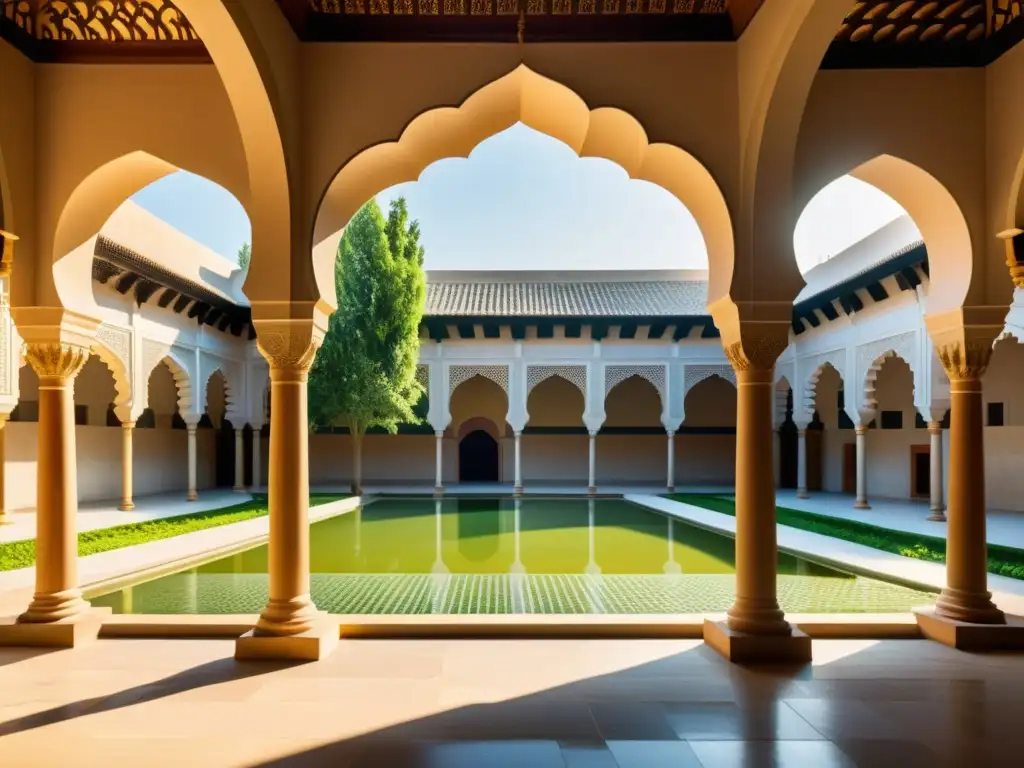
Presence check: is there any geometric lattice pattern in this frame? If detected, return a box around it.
[604,364,665,400]
[683,364,735,398]
[448,364,509,395]
[526,364,586,396]
[93,572,936,616]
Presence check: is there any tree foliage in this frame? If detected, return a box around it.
[308,198,426,450]
[237,242,251,270]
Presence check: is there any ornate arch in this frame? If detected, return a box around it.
[857,332,917,413]
[683,364,736,400]
[91,324,133,414]
[449,365,509,396]
[774,375,792,427]
[605,365,666,406]
[526,365,586,398]
[799,350,846,421]
[140,339,194,415]
[312,65,734,313]
[199,353,242,419]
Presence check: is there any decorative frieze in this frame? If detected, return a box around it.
[449,364,509,395]
[683,364,735,398]
[526,365,587,396]
[604,364,665,400]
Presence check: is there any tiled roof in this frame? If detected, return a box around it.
[424,279,708,317]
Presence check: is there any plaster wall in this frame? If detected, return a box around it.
[4,422,216,510]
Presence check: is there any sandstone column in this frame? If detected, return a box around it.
[513,431,523,496]
[666,431,675,493]
[932,338,1003,625]
[233,428,245,491]
[927,422,946,522]
[236,321,336,661]
[587,430,597,496]
[186,419,199,501]
[854,423,870,509]
[119,420,135,511]
[0,416,10,525]
[702,322,810,663]
[434,430,444,496]
[796,427,809,499]
[0,311,107,647]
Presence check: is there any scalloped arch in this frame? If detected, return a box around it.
[90,341,132,417]
[801,361,843,422]
[861,350,916,414]
[201,366,242,424]
[147,352,194,416]
[312,65,734,312]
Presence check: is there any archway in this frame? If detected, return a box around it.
[312,65,733,314]
[602,374,663,485]
[866,354,918,501]
[458,428,499,484]
[806,363,843,494]
[449,374,509,484]
[525,373,587,485]
[682,375,738,486]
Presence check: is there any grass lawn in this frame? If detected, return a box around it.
[0,494,348,572]
[668,493,1024,582]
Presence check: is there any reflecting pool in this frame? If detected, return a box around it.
[90,497,936,614]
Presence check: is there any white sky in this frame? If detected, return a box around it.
[131,123,912,275]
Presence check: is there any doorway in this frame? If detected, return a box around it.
[911,445,930,499]
[459,430,500,482]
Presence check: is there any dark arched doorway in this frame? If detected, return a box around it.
[459,430,499,482]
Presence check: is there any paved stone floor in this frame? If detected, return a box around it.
[0,490,253,544]
[0,637,1022,767]
[773,490,1024,548]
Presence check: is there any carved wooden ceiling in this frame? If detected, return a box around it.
[0,1,1021,66]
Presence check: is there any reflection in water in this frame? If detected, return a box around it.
[663,518,681,575]
[456,497,502,563]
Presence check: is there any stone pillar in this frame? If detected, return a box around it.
[796,427,809,499]
[0,318,107,648]
[119,420,135,512]
[233,428,245,491]
[666,431,675,493]
[854,424,870,509]
[587,431,597,496]
[236,321,337,661]
[702,322,809,663]
[0,416,10,525]
[252,426,262,490]
[434,430,444,496]
[186,421,199,501]
[513,431,523,496]
[927,422,946,522]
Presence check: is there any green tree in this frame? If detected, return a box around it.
[307,197,426,494]
[237,242,251,270]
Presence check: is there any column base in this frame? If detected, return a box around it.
[232,486,247,493]
[853,500,871,510]
[433,486,444,499]
[587,486,597,497]
[235,618,339,662]
[666,486,675,494]
[927,509,947,522]
[0,607,109,648]
[796,490,810,499]
[187,490,198,502]
[118,501,135,512]
[703,619,811,664]
[914,608,1024,651]
[513,486,523,498]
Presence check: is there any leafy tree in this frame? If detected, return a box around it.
[307,197,426,494]
[237,242,251,270]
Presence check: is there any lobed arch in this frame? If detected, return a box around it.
[801,360,844,425]
[311,65,734,313]
[774,375,793,428]
[198,358,243,421]
[144,352,194,417]
[89,340,133,420]
[860,350,917,416]
[49,151,249,317]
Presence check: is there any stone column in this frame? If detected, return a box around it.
[587,431,597,496]
[186,421,199,501]
[703,322,809,663]
[0,320,108,647]
[236,321,336,661]
[513,431,523,496]
[434,430,444,496]
[251,426,262,490]
[666,431,676,493]
[233,428,245,491]
[119,420,135,511]
[854,424,870,509]
[931,340,1003,626]
[0,416,10,525]
[927,422,946,522]
[796,427,809,499]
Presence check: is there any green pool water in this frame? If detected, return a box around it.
[89,497,936,615]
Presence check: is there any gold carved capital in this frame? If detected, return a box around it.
[720,322,791,377]
[254,320,324,382]
[936,339,992,382]
[24,342,90,383]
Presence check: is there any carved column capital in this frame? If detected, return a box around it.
[720,321,791,382]
[925,310,1001,383]
[254,319,324,383]
[24,342,90,383]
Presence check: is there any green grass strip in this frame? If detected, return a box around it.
[0,494,348,573]
[668,493,1024,582]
